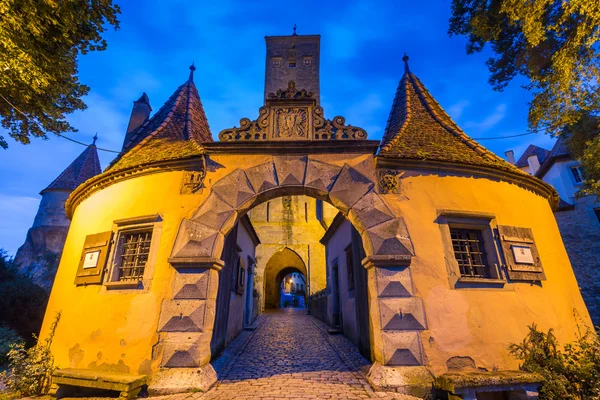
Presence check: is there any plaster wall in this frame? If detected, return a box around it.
[324,219,359,345]
[390,170,592,375]
[225,221,257,345]
[542,160,581,201]
[40,170,206,377]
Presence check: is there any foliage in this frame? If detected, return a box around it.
[0,250,48,345]
[448,0,600,195]
[0,327,23,366]
[0,313,61,398]
[0,0,121,149]
[508,323,600,399]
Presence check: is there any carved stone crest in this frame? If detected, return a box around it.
[218,80,368,142]
[180,171,205,195]
[274,108,308,139]
[378,170,402,194]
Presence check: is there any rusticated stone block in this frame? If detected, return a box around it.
[367,218,414,256]
[274,156,308,186]
[190,192,236,231]
[173,272,210,300]
[170,219,224,260]
[329,164,374,212]
[304,158,342,194]
[159,300,206,332]
[245,161,278,193]
[381,330,423,366]
[349,190,395,231]
[376,266,413,297]
[211,168,256,208]
[379,297,427,331]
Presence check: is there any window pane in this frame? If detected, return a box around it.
[118,230,152,281]
[450,228,489,278]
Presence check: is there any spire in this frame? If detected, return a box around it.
[189,62,196,82]
[42,142,101,193]
[379,63,521,173]
[110,71,213,171]
[92,133,98,145]
[293,24,297,36]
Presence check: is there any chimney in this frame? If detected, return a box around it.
[505,150,515,165]
[122,93,151,150]
[527,154,541,175]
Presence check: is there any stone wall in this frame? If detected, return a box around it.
[555,195,600,327]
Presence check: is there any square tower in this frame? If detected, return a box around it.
[264,34,321,104]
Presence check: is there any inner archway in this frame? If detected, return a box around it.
[264,248,307,309]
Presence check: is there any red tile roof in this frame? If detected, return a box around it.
[379,61,525,174]
[108,69,212,172]
[43,144,101,193]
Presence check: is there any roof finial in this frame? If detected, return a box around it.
[92,133,98,145]
[402,53,410,73]
[293,24,297,36]
[189,62,196,82]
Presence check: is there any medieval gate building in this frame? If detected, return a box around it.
[40,33,592,398]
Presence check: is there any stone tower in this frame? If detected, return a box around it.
[14,141,101,290]
[264,30,320,104]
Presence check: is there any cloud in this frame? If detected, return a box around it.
[464,103,507,133]
[447,100,469,121]
[0,194,39,256]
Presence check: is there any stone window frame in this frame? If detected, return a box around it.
[437,210,506,288]
[272,57,282,68]
[303,56,312,66]
[104,214,162,291]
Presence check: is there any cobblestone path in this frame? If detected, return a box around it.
[202,308,372,399]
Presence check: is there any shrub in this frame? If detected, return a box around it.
[509,323,600,400]
[0,312,61,398]
[0,327,23,366]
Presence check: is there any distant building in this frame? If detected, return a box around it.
[507,139,600,326]
[14,141,101,290]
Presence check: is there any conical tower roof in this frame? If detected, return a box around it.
[109,65,213,171]
[379,56,522,173]
[43,141,101,193]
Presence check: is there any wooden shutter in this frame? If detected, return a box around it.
[74,231,112,285]
[497,225,545,281]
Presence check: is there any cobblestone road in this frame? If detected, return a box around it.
[202,308,371,399]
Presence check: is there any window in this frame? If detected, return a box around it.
[316,199,323,221]
[288,62,296,68]
[595,208,600,224]
[450,229,489,278]
[272,58,281,67]
[345,245,355,291]
[303,57,312,66]
[110,228,153,283]
[570,166,584,183]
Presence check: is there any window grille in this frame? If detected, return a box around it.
[117,230,152,281]
[450,229,489,278]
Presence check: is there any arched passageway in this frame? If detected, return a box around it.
[264,248,306,309]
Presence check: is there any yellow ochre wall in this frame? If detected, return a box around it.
[39,151,592,379]
[389,170,592,375]
[40,170,206,376]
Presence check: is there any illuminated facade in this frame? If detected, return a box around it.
[39,33,592,399]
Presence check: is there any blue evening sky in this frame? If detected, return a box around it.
[0,0,557,256]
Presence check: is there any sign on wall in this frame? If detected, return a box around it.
[498,225,545,281]
[74,231,112,285]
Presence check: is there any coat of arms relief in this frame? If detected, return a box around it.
[274,108,308,139]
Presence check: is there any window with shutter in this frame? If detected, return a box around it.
[497,225,545,281]
[74,231,112,285]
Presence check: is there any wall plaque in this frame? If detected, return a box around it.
[83,250,101,269]
[512,245,534,264]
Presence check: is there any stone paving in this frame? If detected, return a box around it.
[155,308,418,400]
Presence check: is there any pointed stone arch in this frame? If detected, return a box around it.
[263,247,307,309]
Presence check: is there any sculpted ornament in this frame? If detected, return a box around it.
[378,170,403,194]
[218,80,367,142]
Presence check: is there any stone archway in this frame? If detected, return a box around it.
[263,248,307,309]
[160,155,428,374]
